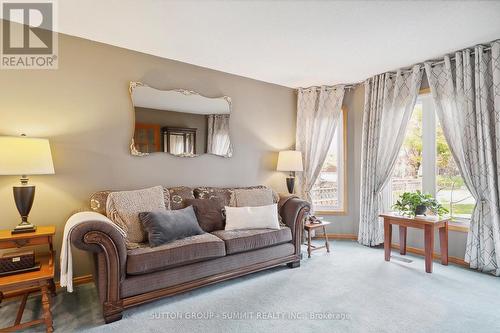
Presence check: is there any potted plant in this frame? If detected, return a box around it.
[392,191,448,217]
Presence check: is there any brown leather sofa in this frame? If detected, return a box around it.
[70,186,310,323]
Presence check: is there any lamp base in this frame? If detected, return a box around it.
[286,177,295,194]
[12,223,37,234]
[12,182,37,234]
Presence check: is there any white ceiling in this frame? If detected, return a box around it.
[18,1,500,87]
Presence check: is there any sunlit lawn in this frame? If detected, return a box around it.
[440,202,474,215]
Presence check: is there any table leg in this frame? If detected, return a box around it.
[424,224,434,273]
[307,229,312,258]
[439,224,449,266]
[49,279,56,297]
[323,226,330,253]
[399,226,407,255]
[14,293,29,325]
[384,219,392,261]
[41,285,53,333]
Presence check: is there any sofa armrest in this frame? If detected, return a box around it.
[70,217,126,322]
[70,220,127,280]
[279,195,311,256]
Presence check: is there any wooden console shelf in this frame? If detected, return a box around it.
[0,226,56,332]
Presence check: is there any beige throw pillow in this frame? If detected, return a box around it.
[231,188,274,207]
[106,186,167,248]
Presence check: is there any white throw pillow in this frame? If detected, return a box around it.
[224,204,280,230]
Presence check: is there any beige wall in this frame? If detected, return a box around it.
[0,30,296,278]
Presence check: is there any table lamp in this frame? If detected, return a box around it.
[0,136,55,234]
[277,150,303,194]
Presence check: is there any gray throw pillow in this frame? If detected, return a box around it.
[139,206,204,247]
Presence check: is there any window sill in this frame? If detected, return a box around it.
[315,210,348,216]
[448,220,470,233]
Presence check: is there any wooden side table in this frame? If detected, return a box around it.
[380,213,448,273]
[0,226,56,332]
[304,221,331,258]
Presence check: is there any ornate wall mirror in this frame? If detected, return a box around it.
[129,82,233,157]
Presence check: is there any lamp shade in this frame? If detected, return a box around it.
[277,150,303,172]
[0,136,55,176]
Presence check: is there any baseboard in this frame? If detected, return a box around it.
[55,274,93,289]
[313,233,357,240]
[1,274,93,301]
[391,243,468,267]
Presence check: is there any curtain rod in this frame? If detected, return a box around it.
[425,45,492,67]
[296,40,497,93]
[298,83,360,92]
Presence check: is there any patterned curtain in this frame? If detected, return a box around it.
[207,114,233,157]
[296,85,345,206]
[358,66,423,246]
[425,41,500,276]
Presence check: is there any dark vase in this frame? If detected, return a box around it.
[415,205,427,215]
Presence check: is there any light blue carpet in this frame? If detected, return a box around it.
[1,240,499,333]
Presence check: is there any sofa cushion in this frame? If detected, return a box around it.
[90,187,171,215]
[231,187,275,207]
[126,233,225,275]
[168,186,195,210]
[232,185,280,205]
[106,186,167,248]
[184,198,225,232]
[194,187,234,206]
[122,243,295,298]
[211,227,292,255]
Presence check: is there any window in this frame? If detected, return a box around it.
[435,122,475,219]
[390,101,423,204]
[310,109,346,213]
[387,93,475,221]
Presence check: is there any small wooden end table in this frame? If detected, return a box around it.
[379,213,448,273]
[304,221,331,258]
[0,226,56,332]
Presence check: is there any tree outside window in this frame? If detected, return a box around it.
[435,122,475,219]
[389,95,474,221]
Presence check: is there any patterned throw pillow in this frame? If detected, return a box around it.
[194,187,234,206]
[90,188,170,214]
[106,186,167,249]
[90,190,112,215]
[168,186,195,210]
